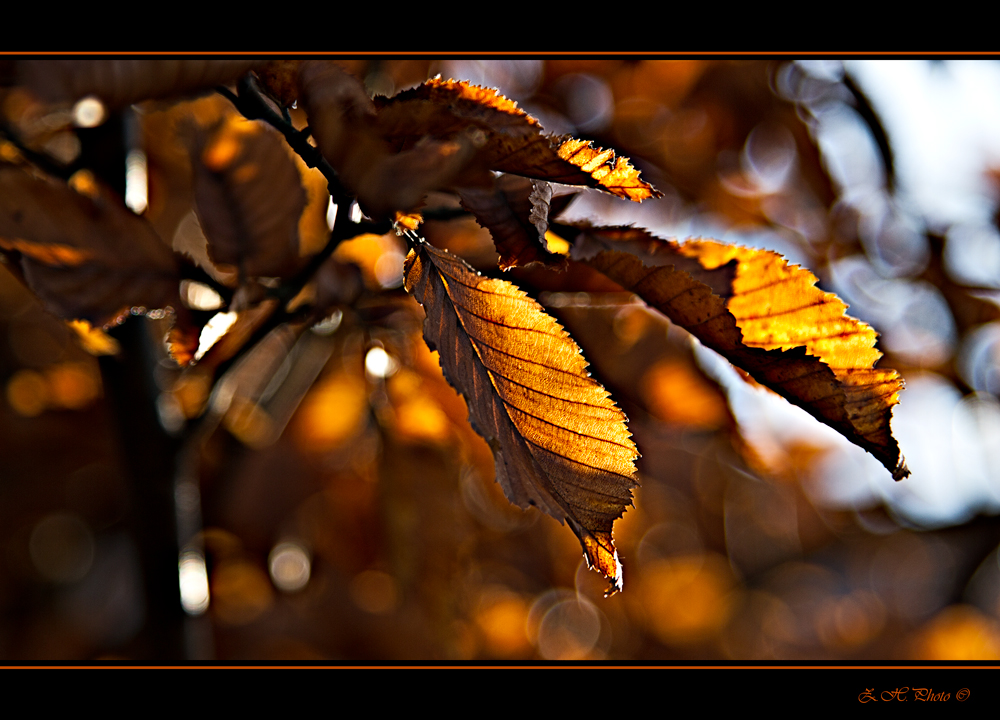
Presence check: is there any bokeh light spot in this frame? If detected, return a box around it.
[365,346,399,379]
[179,550,210,615]
[6,369,49,417]
[631,554,736,646]
[72,96,105,128]
[268,541,311,593]
[534,596,604,660]
[211,560,274,625]
[914,605,1000,660]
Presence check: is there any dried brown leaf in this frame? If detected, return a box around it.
[302,71,654,216]
[354,135,481,219]
[17,59,257,110]
[0,164,179,326]
[299,63,482,218]
[457,175,568,271]
[254,60,302,109]
[375,78,660,202]
[298,61,379,170]
[568,225,908,479]
[404,240,638,591]
[189,115,307,279]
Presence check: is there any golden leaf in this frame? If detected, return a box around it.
[404,240,638,591]
[569,225,908,479]
[554,137,660,203]
[375,78,660,202]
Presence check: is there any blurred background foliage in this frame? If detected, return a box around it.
[2,58,1000,661]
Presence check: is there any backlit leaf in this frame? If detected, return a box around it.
[457,175,569,271]
[404,240,638,591]
[374,78,660,202]
[568,224,908,479]
[0,164,180,326]
[299,62,481,218]
[554,137,660,203]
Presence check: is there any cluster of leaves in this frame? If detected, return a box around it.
[0,59,906,595]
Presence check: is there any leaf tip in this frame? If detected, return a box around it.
[581,531,623,595]
[554,137,659,202]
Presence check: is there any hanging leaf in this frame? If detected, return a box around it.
[189,114,307,279]
[0,164,180,326]
[374,78,660,202]
[567,224,908,480]
[404,239,638,592]
[299,61,483,218]
[457,175,570,271]
[297,70,657,217]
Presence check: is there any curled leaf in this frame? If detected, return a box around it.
[568,225,908,479]
[404,240,638,591]
[298,60,379,170]
[353,135,481,218]
[457,175,569,271]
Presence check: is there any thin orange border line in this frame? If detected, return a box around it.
[4,664,998,669]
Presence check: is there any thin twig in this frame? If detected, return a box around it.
[219,75,350,202]
[0,119,77,180]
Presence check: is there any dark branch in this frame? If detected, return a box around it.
[219,75,351,203]
[0,119,77,181]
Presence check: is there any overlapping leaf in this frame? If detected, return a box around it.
[286,65,658,218]
[457,175,572,271]
[404,240,638,591]
[298,62,481,218]
[0,164,180,326]
[17,59,256,110]
[189,115,308,279]
[567,224,908,479]
[375,78,660,202]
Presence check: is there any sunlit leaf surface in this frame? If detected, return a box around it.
[569,225,907,479]
[404,240,638,591]
[376,78,660,202]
